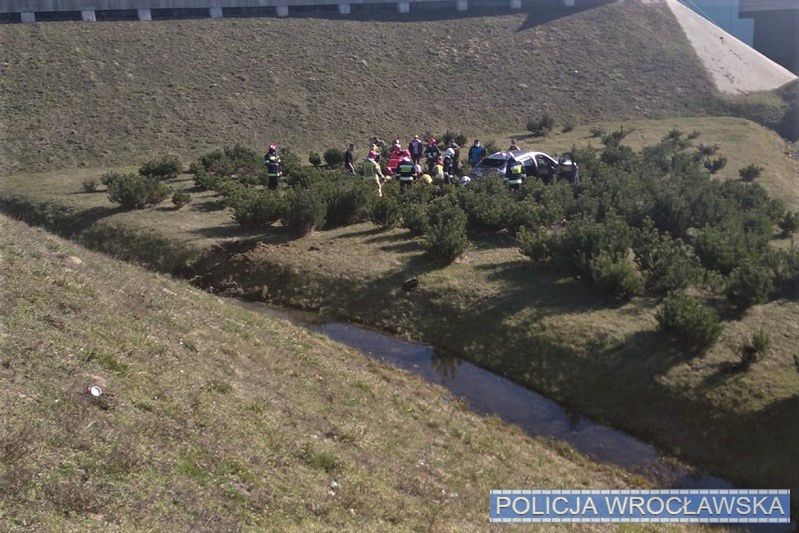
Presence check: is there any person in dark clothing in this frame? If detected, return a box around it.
[395,157,416,189]
[424,138,440,175]
[468,139,486,166]
[264,144,282,191]
[408,135,423,165]
[344,144,356,174]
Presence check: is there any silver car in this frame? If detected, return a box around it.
[471,150,579,185]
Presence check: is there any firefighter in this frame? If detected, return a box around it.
[264,144,282,190]
[362,152,385,197]
[505,157,524,192]
[424,138,441,174]
[396,156,416,189]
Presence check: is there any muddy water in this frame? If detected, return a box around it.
[243,301,733,489]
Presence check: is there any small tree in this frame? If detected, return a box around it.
[527,112,556,137]
[725,260,774,309]
[82,176,99,193]
[107,174,172,210]
[424,200,469,262]
[589,252,644,300]
[589,126,606,138]
[657,292,722,348]
[323,148,345,168]
[704,156,728,174]
[697,143,719,157]
[738,164,763,182]
[778,212,799,238]
[561,116,576,133]
[139,155,183,180]
[740,329,771,369]
[308,152,322,167]
[171,191,191,208]
[283,188,326,236]
[371,195,402,229]
[401,202,429,236]
[229,189,285,229]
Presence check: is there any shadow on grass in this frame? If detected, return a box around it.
[191,198,229,213]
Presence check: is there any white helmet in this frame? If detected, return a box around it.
[459,175,471,186]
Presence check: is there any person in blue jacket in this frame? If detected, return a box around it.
[468,139,486,167]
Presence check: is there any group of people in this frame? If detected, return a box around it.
[344,136,499,196]
[264,135,528,196]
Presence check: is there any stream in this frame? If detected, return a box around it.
[242,301,732,490]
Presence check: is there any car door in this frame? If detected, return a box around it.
[535,155,555,183]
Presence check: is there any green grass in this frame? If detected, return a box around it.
[0,0,721,173]
[0,213,671,530]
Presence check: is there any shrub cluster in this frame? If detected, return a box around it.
[656,292,722,348]
[424,199,469,262]
[527,112,556,137]
[139,155,182,180]
[107,174,172,210]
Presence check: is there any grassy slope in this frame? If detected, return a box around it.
[0,213,660,530]
[0,117,797,507]
[0,0,721,173]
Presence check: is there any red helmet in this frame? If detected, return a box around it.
[269,143,277,151]
[429,137,437,145]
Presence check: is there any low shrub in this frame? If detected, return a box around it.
[589,126,606,138]
[193,167,221,192]
[424,199,469,262]
[527,112,555,137]
[697,143,719,156]
[704,156,728,174]
[601,126,635,146]
[322,179,374,228]
[139,155,182,180]
[323,148,345,168]
[778,212,798,237]
[725,259,774,309]
[441,130,468,148]
[561,116,576,133]
[308,152,322,167]
[100,172,124,187]
[739,163,763,182]
[517,226,557,264]
[171,191,191,208]
[82,177,99,193]
[371,195,402,229]
[401,202,429,236]
[283,188,326,236]
[503,198,542,236]
[740,329,771,369]
[482,139,500,156]
[458,180,512,234]
[230,189,285,230]
[588,252,643,300]
[107,174,172,210]
[657,292,722,348]
[635,229,706,294]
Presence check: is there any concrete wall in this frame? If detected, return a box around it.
[0,0,556,11]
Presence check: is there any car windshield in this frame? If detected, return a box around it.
[478,158,506,168]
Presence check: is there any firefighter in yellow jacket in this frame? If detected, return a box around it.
[362,153,385,197]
